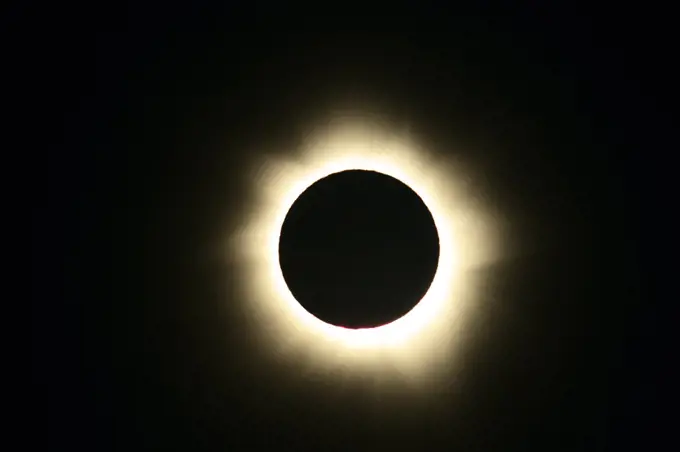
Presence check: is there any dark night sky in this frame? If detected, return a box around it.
[32,5,669,451]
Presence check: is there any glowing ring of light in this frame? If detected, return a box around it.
[230,116,499,380]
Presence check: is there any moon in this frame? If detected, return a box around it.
[278,169,441,330]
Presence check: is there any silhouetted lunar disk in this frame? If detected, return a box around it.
[278,170,440,329]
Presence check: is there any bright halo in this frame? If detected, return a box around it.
[229,115,500,381]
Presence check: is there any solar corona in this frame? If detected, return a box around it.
[228,116,500,383]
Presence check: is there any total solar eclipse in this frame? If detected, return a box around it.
[232,119,498,378]
[278,169,440,329]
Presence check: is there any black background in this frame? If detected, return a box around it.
[32,4,669,451]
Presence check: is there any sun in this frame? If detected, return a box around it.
[228,115,500,382]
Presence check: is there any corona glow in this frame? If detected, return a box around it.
[227,115,501,383]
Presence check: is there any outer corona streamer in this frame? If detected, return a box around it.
[228,115,500,384]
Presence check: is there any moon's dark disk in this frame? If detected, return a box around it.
[278,170,440,329]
